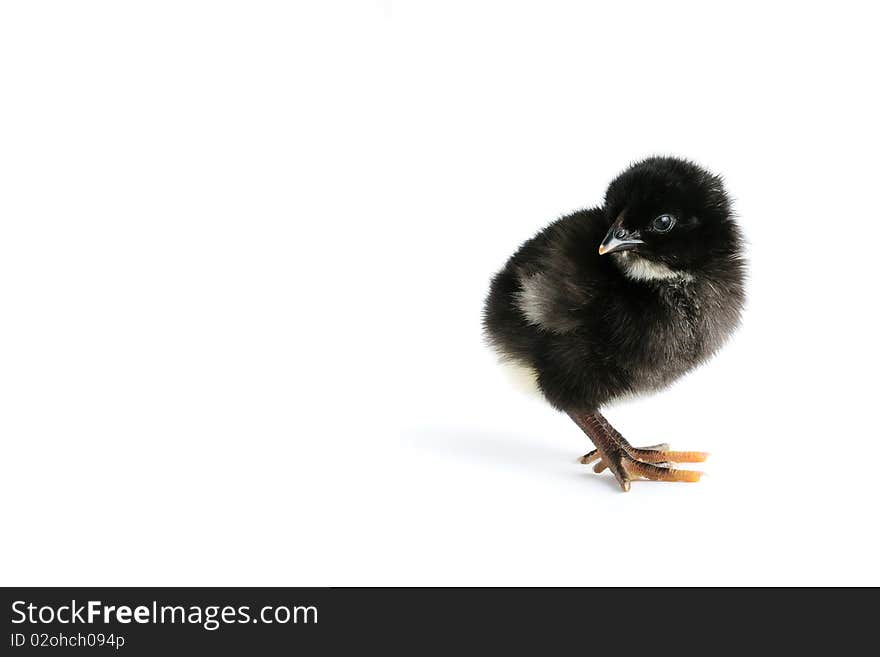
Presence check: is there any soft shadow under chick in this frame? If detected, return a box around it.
[483,156,746,491]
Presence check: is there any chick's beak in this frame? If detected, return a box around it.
[598,225,644,255]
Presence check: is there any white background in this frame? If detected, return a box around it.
[2,1,878,586]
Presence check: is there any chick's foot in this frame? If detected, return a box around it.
[581,449,704,486]
[579,444,708,468]
[569,412,706,492]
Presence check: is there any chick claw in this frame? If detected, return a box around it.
[579,444,707,490]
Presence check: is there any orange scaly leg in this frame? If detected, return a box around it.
[570,412,706,491]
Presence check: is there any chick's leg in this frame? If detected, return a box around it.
[569,411,705,492]
[568,412,633,491]
[579,412,709,466]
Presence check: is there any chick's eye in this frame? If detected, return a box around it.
[653,214,676,232]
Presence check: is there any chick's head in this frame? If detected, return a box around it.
[599,157,739,274]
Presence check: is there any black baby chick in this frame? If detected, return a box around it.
[483,157,746,491]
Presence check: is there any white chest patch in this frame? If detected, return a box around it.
[612,252,694,282]
[496,357,542,398]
